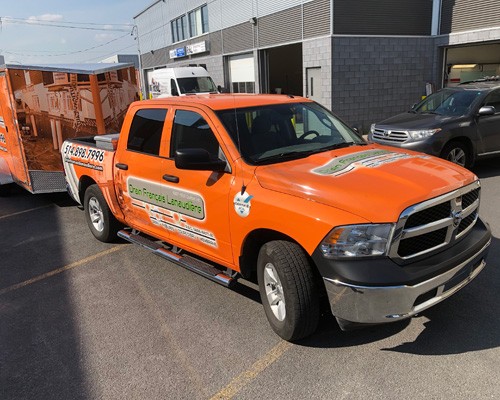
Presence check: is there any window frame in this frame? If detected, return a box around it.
[171,4,209,44]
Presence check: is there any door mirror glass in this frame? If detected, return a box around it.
[478,105,496,116]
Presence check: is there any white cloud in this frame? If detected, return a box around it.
[28,14,64,22]
[94,33,116,42]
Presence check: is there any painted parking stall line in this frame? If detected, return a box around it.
[0,245,124,296]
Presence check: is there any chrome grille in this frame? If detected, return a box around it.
[371,128,409,143]
[389,181,481,262]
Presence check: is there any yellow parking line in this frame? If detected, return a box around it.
[0,245,124,296]
[209,340,292,400]
[0,204,53,220]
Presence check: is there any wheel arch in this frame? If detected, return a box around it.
[442,136,475,158]
[78,175,97,205]
[239,228,321,281]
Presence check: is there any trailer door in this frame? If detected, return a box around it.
[0,73,29,185]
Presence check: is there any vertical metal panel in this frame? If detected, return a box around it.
[303,0,331,39]
[258,6,303,47]
[333,0,432,35]
[441,0,500,34]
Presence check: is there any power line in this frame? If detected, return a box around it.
[0,16,132,32]
[2,32,132,58]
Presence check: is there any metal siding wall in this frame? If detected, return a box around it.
[222,23,255,54]
[441,0,500,34]
[257,0,304,16]
[333,0,432,35]
[219,0,254,29]
[135,3,169,53]
[303,0,331,38]
[258,6,303,47]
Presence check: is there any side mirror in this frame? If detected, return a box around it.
[478,105,496,116]
[175,148,226,171]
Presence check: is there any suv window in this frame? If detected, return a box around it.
[481,89,500,113]
[170,110,220,158]
[127,108,167,155]
[415,89,482,116]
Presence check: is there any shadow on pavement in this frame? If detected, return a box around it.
[0,188,90,400]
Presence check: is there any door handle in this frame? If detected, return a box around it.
[115,163,128,170]
[162,174,179,183]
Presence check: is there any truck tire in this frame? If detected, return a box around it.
[441,141,472,169]
[257,240,319,341]
[84,184,121,243]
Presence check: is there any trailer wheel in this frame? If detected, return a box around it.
[84,184,121,242]
[257,240,319,341]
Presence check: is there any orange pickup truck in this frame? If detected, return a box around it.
[61,94,491,341]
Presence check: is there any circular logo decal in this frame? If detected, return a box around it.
[234,191,253,218]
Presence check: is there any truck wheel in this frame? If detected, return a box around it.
[441,141,472,169]
[257,240,319,341]
[84,184,121,243]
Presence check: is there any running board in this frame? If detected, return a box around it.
[117,229,236,288]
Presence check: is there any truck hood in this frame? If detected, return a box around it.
[254,145,475,222]
[376,112,468,129]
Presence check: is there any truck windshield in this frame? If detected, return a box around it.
[217,102,365,165]
[177,77,218,94]
[413,89,482,116]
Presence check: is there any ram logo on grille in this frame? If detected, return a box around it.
[451,209,463,228]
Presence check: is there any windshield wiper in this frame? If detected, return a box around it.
[254,142,362,165]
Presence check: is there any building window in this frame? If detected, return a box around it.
[188,5,208,37]
[171,15,187,43]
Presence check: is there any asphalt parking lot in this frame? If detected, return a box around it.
[1,160,499,400]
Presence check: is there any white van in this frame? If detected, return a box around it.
[149,67,218,98]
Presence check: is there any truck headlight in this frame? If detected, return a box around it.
[320,224,394,259]
[370,123,376,134]
[408,128,441,141]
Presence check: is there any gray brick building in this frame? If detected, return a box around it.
[134,0,500,131]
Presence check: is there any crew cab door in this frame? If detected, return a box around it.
[477,89,500,155]
[163,106,234,265]
[113,106,172,241]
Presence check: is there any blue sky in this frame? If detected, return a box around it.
[0,0,147,64]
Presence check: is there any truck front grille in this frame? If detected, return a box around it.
[371,128,409,143]
[389,181,481,262]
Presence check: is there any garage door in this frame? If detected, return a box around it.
[445,43,500,86]
[228,54,255,93]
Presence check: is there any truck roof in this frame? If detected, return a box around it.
[138,93,311,110]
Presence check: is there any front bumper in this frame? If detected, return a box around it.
[317,220,491,325]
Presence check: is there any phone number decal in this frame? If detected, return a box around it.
[63,144,105,163]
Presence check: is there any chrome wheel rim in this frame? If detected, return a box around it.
[263,263,286,321]
[447,148,466,167]
[88,197,104,232]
